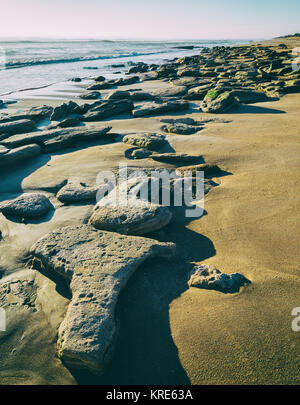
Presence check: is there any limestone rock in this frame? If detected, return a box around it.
[129,148,153,159]
[0,193,53,218]
[0,144,41,168]
[79,91,100,100]
[132,100,189,117]
[201,89,238,113]
[82,100,133,121]
[1,126,112,151]
[122,133,166,150]
[50,101,81,121]
[56,179,99,204]
[104,90,131,100]
[152,86,187,98]
[0,105,53,124]
[30,224,175,374]
[161,123,201,135]
[0,119,36,139]
[188,264,251,293]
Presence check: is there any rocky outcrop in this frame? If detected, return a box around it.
[0,119,36,139]
[0,193,53,218]
[132,100,189,117]
[30,224,175,374]
[1,126,112,152]
[56,179,99,204]
[122,133,166,150]
[188,264,251,293]
[50,101,82,121]
[0,144,41,168]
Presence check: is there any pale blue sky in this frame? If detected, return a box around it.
[1,0,299,40]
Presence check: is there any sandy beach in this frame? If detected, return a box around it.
[0,36,299,385]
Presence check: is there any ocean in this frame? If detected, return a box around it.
[0,39,252,100]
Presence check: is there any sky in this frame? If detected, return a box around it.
[0,0,299,40]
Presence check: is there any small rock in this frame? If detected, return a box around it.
[50,101,81,121]
[188,264,251,293]
[0,144,41,168]
[133,100,189,117]
[123,133,166,150]
[56,179,99,204]
[104,90,131,100]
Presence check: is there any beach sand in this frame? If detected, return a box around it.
[0,37,299,385]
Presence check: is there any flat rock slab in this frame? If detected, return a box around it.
[122,133,166,150]
[0,119,36,139]
[1,126,112,152]
[188,264,251,293]
[56,179,99,204]
[82,100,133,121]
[0,144,41,168]
[0,193,53,218]
[30,224,175,374]
[0,106,53,124]
[132,100,189,117]
[152,86,187,98]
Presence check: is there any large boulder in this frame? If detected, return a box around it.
[201,89,238,113]
[30,225,175,374]
[132,100,189,117]
[0,193,53,218]
[0,119,36,139]
[122,133,166,150]
[0,144,41,168]
[188,264,251,293]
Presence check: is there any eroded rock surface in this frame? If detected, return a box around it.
[0,193,53,218]
[30,224,176,374]
[56,179,99,204]
[188,264,251,293]
[122,133,166,150]
[0,144,41,168]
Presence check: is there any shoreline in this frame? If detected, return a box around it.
[0,35,299,385]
